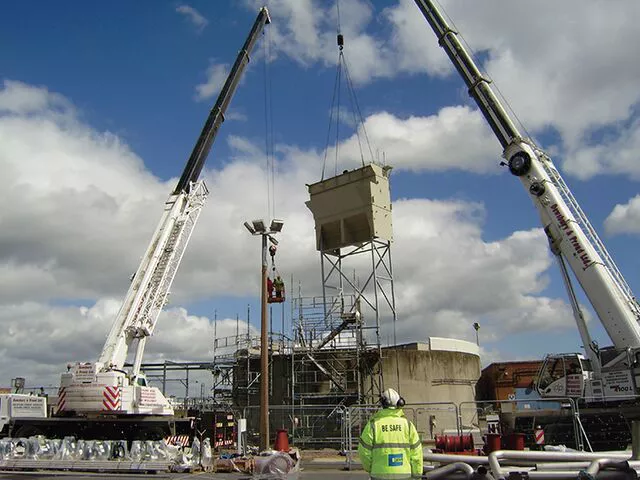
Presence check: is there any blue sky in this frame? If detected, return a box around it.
[2,0,640,395]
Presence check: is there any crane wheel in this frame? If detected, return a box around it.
[508,151,532,176]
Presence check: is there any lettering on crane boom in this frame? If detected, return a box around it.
[550,204,592,269]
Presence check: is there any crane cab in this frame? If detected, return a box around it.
[536,353,589,398]
[132,374,148,387]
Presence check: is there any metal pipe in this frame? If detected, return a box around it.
[488,450,631,480]
[424,462,474,479]
[583,458,635,478]
[472,465,496,480]
[524,471,638,479]
[535,462,593,470]
[536,460,640,471]
[425,452,490,465]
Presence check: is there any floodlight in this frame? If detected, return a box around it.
[252,219,266,233]
[270,219,284,233]
[244,221,256,234]
[268,235,279,246]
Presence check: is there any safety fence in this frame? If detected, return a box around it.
[459,398,584,451]
[218,397,635,465]
[342,397,636,469]
[241,404,346,450]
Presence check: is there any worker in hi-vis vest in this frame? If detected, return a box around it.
[358,388,423,479]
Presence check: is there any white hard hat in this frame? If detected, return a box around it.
[381,388,402,408]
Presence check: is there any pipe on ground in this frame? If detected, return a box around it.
[488,450,631,480]
[424,461,474,479]
[580,459,637,479]
[424,452,490,465]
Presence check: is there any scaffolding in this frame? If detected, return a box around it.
[297,163,395,406]
[209,164,397,412]
[211,308,291,409]
[290,293,382,406]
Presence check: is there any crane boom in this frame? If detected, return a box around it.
[98,6,271,375]
[58,7,271,419]
[413,0,640,353]
[175,6,271,194]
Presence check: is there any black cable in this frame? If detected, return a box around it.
[262,29,272,219]
[321,59,342,180]
[334,54,343,177]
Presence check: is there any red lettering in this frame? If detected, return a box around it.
[550,204,592,268]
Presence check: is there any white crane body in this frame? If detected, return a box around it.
[56,7,271,418]
[59,181,207,415]
[414,0,640,402]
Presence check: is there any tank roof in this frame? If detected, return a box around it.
[384,337,480,356]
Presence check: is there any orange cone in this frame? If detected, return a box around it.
[274,429,289,451]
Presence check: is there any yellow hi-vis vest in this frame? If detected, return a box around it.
[358,408,423,479]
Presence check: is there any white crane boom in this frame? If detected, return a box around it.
[59,7,271,416]
[413,0,640,352]
[99,6,271,376]
[98,181,207,374]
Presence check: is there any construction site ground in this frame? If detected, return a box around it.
[0,449,361,479]
[0,465,365,479]
[0,471,368,479]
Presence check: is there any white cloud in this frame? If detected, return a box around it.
[176,4,208,33]
[0,80,72,115]
[244,0,395,84]
[387,200,574,345]
[564,118,640,181]
[387,0,640,142]
[605,195,640,236]
[334,107,498,173]
[242,0,640,181]
[195,62,229,101]
[0,80,576,388]
[0,300,255,395]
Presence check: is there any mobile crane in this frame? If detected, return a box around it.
[414,0,640,404]
[1,7,271,441]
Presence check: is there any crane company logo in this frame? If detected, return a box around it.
[550,204,592,269]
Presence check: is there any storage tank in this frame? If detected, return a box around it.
[375,337,481,441]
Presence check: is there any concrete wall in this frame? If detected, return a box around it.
[375,339,481,439]
[233,338,481,440]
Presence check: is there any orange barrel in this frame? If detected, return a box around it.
[506,433,525,451]
[462,434,473,451]
[485,434,502,454]
[274,429,290,451]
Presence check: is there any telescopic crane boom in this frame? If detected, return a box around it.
[59,7,271,416]
[414,0,640,401]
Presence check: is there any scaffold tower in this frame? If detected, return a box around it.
[302,163,396,405]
